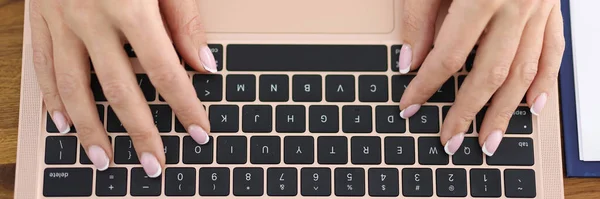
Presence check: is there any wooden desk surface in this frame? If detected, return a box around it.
[0,0,598,198]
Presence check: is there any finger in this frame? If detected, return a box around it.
[479,2,552,156]
[30,0,71,134]
[160,0,218,73]
[527,4,565,115]
[398,0,441,73]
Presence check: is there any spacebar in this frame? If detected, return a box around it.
[226,44,388,71]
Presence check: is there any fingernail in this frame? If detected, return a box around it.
[444,133,465,155]
[140,153,161,178]
[530,92,548,116]
[188,124,210,145]
[400,104,421,119]
[199,45,217,73]
[399,44,412,74]
[52,111,70,134]
[482,130,503,156]
[88,145,109,171]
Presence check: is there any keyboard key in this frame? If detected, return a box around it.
[165,168,196,196]
[107,106,125,132]
[45,136,77,164]
[47,103,102,133]
[359,75,388,102]
[267,168,298,196]
[130,168,161,196]
[391,75,411,102]
[342,105,372,133]
[384,137,415,165]
[504,169,536,198]
[209,44,223,71]
[174,116,186,132]
[260,75,289,102]
[335,168,365,196]
[351,136,381,164]
[476,106,532,134]
[114,136,138,164]
[458,75,466,88]
[402,168,433,197]
[409,106,439,133]
[91,74,106,101]
[443,106,473,133]
[301,168,332,196]
[209,105,239,132]
[199,168,230,196]
[96,168,127,196]
[242,105,272,133]
[465,48,476,71]
[233,168,264,196]
[293,75,322,102]
[81,136,112,164]
[150,105,172,132]
[43,168,93,197]
[368,168,399,196]
[470,169,501,197]
[452,137,483,165]
[250,136,281,164]
[226,75,256,101]
[182,136,213,164]
[124,43,136,57]
[193,74,223,101]
[391,45,402,71]
[428,77,455,102]
[436,168,467,197]
[136,74,155,101]
[326,75,355,102]
[284,136,314,164]
[418,137,449,165]
[309,105,339,133]
[217,136,247,164]
[161,136,179,164]
[487,138,534,166]
[318,136,348,164]
[376,105,406,133]
[276,105,306,133]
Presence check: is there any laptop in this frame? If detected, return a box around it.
[14,0,565,198]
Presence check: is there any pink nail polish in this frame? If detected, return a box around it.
[400,104,421,119]
[444,133,465,155]
[482,130,503,156]
[188,124,210,145]
[530,93,548,116]
[52,111,70,134]
[140,153,161,178]
[88,145,109,171]
[399,44,412,74]
[199,45,217,73]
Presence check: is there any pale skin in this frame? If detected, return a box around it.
[31,0,565,177]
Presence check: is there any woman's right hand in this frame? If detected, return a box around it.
[30,0,215,177]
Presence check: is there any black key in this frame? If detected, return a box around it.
[392,75,455,102]
[217,136,247,164]
[43,168,93,197]
[165,168,196,196]
[458,75,466,88]
[391,75,410,102]
[45,136,77,164]
[193,74,223,101]
[107,106,125,132]
[442,106,473,133]
[267,168,298,196]
[260,75,289,102]
[309,105,339,133]
[211,44,224,71]
[470,169,501,197]
[183,136,213,164]
[418,137,449,165]
[161,136,179,164]
[301,168,332,196]
[436,168,467,197]
[318,136,348,164]
[81,136,112,164]
[351,136,381,164]
[487,138,534,166]
[326,75,355,102]
[226,75,256,101]
[199,168,230,196]
[130,168,161,196]
[250,136,281,164]
[376,105,406,133]
[505,169,536,198]
[233,168,264,196]
[91,74,106,101]
[359,75,388,102]
[242,105,272,133]
[46,104,102,133]
[334,168,365,196]
[209,105,239,132]
[150,105,172,132]
[227,44,387,71]
[124,43,136,57]
[409,106,439,133]
[114,136,139,164]
[476,106,533,134]
[452,137,483,165]
[465,48,476,72]
[96,168,127,196]
[96,104,105,124]
[342,105,372,133]
[276,105,305,133]
[391,45,402,71]
[293,75,322,102]
[384,137,415,165]
[136,74,155,101]
[368,168,399,197]
[402,168,433,197]
[174,116,186,132]
[284,136,314,164]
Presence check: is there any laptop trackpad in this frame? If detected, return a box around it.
[198,0,395,34]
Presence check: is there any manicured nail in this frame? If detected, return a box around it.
[140,153,161,178]
[88,145,109,171]
[52,111,70,134]
[444,133,465,155]
[399,44,412,74]
[189,124,210,145]
[530,92,548,116]
[400,104,421,119]
[482,130,503,156]
[199,45,217,73]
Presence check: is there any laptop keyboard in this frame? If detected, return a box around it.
[42,44,536,198]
